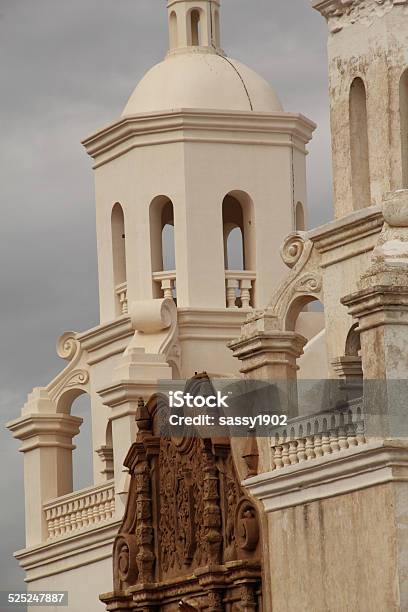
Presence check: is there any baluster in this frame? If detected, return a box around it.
[346,423,358,447]
[288,440,299,465]
[330,429,340,453]
[314,434,323,458]
[297,438,307,462]
[305,435,316,460]
[226,278,239,308]
[282,443,290,466]
[240,279,252,309]
[356,420,366,445]
[338,426,349,450]
[161,278,174,300]
[120,289,128,314]
[274,445,284,469]
[321,431,331,455]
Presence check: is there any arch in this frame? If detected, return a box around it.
[71,394,93,491]
[190,8,202,46]
[150,196,176,297]
[400,68,408,187]
[349,77,371,210]
[106,420,113,448]
[222,191,255,271]
[295,201,306,231]
[213,9,220,47]
[345,323,361,357]
[55,390,94,492]
[169,11,178,50]
[111,203,127,315]
[286,295,322,332]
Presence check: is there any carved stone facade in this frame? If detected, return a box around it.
[314,0,408,34]
[101,377,262,611]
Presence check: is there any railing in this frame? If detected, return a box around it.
[44,481,115,540]
[115,282,128,315]
[270,403,366,470]
[153,270,177,299]
[225,271,256,309]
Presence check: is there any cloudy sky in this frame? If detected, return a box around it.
[0,0,332,600]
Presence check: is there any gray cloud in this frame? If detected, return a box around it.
[0,0,332,596]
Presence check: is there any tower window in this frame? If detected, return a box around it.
[295,201,306,231]
[111,203,127,315]
[150,196,176,298]
[213,9,220,47]
[223,196,245,270]
[349,77,371,210]
[169,11,178,50]
[190,9,201,46]
[400,69,408,188]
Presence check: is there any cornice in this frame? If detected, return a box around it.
[244,440,408,512]
[7,413,83,450]
[15,519,120,581]
[77,316,133,353]
[313,0,408,34]
[82,109,316,168]
[308,205,383,265]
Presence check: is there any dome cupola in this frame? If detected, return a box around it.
[167,0,223,54]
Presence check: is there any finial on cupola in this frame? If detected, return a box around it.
[166,0,223,54]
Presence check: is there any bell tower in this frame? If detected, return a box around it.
[314,0,408,217]
[167,0,222,53]
[83,0,315,373]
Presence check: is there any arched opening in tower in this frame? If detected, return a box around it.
[349,77,371,210]
[169,11,178,50]
[190,9,202,46]
[111,202,127,316]
[400,69,408,188]
[295,201,306,231]
[150,196,176,300]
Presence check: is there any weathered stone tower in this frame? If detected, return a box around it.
[314,0,408,216]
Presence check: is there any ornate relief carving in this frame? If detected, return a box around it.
[294,273,322,294]
[281,232,307,269]
[57,331,80,361]
[235,499,260,552]
[63,369,89,388]
[268,234,323,330]
[105,376,263,610]
[315,0,408,34]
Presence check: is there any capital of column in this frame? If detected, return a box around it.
[7,413,83,452]
[342,284,408,332]
[229,328,307,378]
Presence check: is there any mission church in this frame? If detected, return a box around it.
[7,0,408,610]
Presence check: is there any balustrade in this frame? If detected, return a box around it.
[152,270,177,300]
[44,481,115,540]
[225,271,256,309]
[270,403,366,470]
[115,282,128,315]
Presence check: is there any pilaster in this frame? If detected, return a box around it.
[7,409,82,546]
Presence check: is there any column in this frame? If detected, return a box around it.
[7,389,82,546]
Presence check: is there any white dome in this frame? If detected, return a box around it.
[122,52,283,116]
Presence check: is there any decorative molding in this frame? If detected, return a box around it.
[77,317,133,354]
[308,205,383,260]
[244,440,408,512]
[82,110,316,168]
[280,232,308,269]
[57,331,80,361]
[313,0,408,34]
[7,413,83,452]
[15,519,121,582]
[63,369,89,388]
